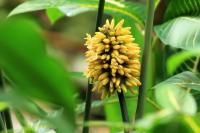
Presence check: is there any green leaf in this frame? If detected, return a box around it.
[0,102,8,111]
[167,51,200,75]
[46,8,65,24]
[9,0,146,27]
[0,90,71,133]
[136,110,200,133]
[0,17,76,133]
[150,115,195,133]
[136,110,173,131]
[164,0,200,21]
[69,71,84,78]
[154,17,200,51]
[154,71,199,115]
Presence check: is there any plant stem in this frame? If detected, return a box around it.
[0,71,13,131]
[192,56,200,73]
[95,0,105,31]
[82,80,93,133]
[2,110,13,130]
[83,1,105,133]
[135,0,155,120]
[0,113,6,131]
[117,92,130,133]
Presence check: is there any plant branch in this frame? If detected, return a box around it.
[83,0,105,133]
[135,0,155,120]
[192,56,200,73]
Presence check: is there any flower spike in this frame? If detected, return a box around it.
[85,19,141,98]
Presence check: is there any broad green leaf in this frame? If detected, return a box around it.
[9,0,146,27]
[0,17,76,133]
[167,51,200,75]
[164,0,200,21]
[154,17,200,51]
[154,71,199,115]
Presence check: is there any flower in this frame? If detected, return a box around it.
[85,19,141,98]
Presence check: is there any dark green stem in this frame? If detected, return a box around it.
[0,71,13,131]
[135,0,155,120]
[95,0,105,31]
[82,1,105,133]
[2,110,13,130]
[117,92,130,133]
[0,113,6,131]
[82,80,93,133]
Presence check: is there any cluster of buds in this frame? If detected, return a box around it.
[85,19,141,98]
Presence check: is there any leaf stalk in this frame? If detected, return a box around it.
[83,0,105,133]
[135,0,155,120]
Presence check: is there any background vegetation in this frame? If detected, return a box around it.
[0,0,200,133]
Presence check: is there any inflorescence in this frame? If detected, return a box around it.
[85,19,141,98]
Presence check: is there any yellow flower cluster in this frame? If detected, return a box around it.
[85,19,141,98]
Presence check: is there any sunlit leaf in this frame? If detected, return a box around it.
[154,71,199,115]
[154,17,200,51]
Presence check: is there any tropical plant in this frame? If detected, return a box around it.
[0,0,199,133]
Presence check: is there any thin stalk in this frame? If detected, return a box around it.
[82,80,93,133]
[82,0,105,133]
[14,110,28,127]
[95,0,105,32]
[0,113,6,131]
[0,71,13,131]
[117,92,130,133]
[2,110,13,130]
[192,56,200,73]
[135,0,155,120]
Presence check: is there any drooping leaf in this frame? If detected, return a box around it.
[0,17,76,133]
[9,0,146,27]
[154,17,200,51]
[164,0,200,21]
[154,71,199,115]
